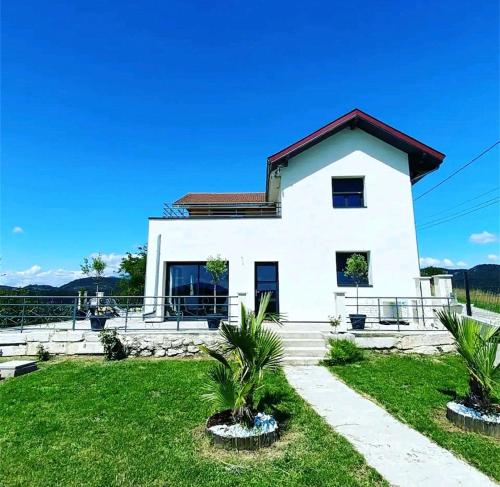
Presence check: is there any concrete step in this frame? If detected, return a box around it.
[282,338,326,348]
[283,346,327,358]
[282,356,322,366]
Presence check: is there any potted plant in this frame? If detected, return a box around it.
[344,253,368,330]
[204,255,228,330]
[81,253,108,331]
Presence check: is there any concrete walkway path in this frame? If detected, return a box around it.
[284,365,497,487]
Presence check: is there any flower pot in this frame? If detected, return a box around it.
[89,316,107,331]
[207,314,222,330]
[349,314,366,330]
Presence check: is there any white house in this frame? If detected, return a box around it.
[144,109,445,324]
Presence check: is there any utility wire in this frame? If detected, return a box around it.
[414,141,500,202]
[415,186,499,221]
[417,198,499,230]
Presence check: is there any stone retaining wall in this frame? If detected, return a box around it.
[328,331,456,354]
[0,330,221,358]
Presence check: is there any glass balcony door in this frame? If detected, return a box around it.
[255,262,279,313]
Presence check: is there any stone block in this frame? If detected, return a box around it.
[0,345,28,356]
[0,360,37,378]
[167,348,183,356]
[354,336,397,349]
[25,331,51,342]
[187,345,199,353]
[398,332,453,350]
[52,331,84,342]
[68,342,104,354]
[0,334,27,345]
[171,339,184,348]
[154,349,166,357]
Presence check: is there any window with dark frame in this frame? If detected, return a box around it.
[336,252,370,286]
[332,177,364,208]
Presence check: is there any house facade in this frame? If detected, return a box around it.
[144,109,445,323]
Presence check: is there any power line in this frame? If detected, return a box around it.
[414,141,500,202]
[415,186,499,221]
[417,198,500,231]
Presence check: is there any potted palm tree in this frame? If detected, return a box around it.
[344,254,368,330]
[437,311,499,437]
[81,254,108,331]
[204,255,228,330]
[201,292,284,449]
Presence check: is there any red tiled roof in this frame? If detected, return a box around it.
[174,192,266,205]
[268,109,445,165]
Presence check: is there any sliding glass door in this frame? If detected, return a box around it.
[166,262,229,317]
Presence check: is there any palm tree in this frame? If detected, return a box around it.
[200,292,284,425]
[437,310,499,410]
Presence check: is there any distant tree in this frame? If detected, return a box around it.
[81,254,107,294]
[118,245,147,296]
[421,266,448,277]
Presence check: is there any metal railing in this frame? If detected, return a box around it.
[0,295,238,333]
[163,202,281,219]
[345,296,459,331]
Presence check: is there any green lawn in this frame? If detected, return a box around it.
[0,358,386,487]
[327,353,500,481]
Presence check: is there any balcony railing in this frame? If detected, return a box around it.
[163,202,281,219]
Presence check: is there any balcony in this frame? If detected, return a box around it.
[163,201,281,219]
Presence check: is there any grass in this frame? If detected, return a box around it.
[454,288,500,314]
[0,358,386,487]
[327,353,500,481]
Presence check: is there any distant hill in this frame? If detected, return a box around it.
[0,277,123,296]
[421,264,500,292]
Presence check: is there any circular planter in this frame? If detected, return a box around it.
[205,410,280,450]
[349,314,366,330]
[446,401,500,438]
[89,316,107,331]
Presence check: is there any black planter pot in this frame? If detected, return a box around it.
[207,314,223,330]
[349,314,366,330]
[89,316,107,331]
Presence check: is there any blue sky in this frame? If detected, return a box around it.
[1,0,499,286]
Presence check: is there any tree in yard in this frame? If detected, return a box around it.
[344,254,368,314]
[437,311,499,411]
[205,255,228,314]
[81,254,107,294]
[118,245,147,296]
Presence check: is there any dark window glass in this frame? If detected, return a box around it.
[255,263,279,313]
[256,263,277,282]
[332,178,364,208]
[167,262,229,317]
[336,252,369,286]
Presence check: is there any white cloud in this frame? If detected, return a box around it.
[12,226,24,234]
[0,253,126,288]
[487,254,499,262]
[419,257,467,268]
[469,231,497,244]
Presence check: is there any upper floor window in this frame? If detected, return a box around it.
[332,177,364,208]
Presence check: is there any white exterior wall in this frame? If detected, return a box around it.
[145,128,420,322]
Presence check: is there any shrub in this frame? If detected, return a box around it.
[36,344,51,362]
[99,329,128,361]
[324,339,363,365]
[437,310,499,410]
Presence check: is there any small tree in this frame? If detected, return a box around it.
[205,255,228,313]
[344,254,368,314]
[81,254,107,294]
